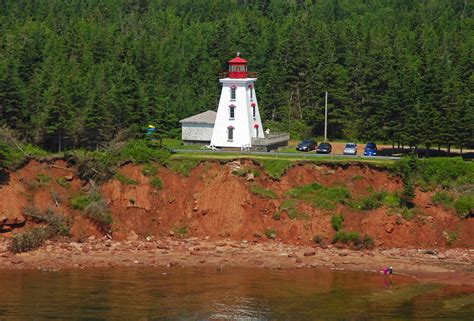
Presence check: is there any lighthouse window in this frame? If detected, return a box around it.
[230,86,236,100]
[229,105,235,119]
[227,127,234,141]
[252,106,256,119]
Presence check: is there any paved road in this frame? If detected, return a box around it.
[172,149,401,160]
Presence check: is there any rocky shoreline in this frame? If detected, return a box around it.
[0,237,472,286]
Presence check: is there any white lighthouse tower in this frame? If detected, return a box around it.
[210,54,264,148]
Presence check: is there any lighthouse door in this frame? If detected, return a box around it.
[255,127,259,138]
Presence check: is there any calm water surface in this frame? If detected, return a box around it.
[0,267,472,320]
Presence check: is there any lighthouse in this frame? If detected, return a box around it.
[210,54,264,148]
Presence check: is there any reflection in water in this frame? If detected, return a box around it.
[0,267,471,320]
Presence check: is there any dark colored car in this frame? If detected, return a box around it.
[296,139,317,152]
[363,142,377,156]
[316,142,332,154]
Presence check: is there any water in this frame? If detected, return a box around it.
[0,267,472,320]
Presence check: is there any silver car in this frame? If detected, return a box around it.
[343,143,357,155]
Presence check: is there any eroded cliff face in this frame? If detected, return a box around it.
[1,159,473,249]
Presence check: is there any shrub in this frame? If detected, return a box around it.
[84,199,113,226]
[401,207,415,220]
[331,214,344,231]
[432,191,454,207]
[264,228,277,239]
[351,175,364,181]
[120,139,171,164]
[150,177,163,189]
[10,227,53,253]
[11,207,72,253]
[114,173,138,185]
[453,194,473,218]
[251,184,277,199]
[257,160,292,180]
[400,178,415,208]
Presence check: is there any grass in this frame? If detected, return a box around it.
[251,184,277,199]
[56,177,71,188]
[432,191,454,206]
[70,193,101,210]
[114,172,138,185]
[286,183,351,210]
[277,199,309,220]
[141,163,158,176]
[446,231,458,246]
[174,225,188,235]
[331,214,344,231]
[349,190,400,211]
[150,177,163,189]
[257,159,292,180]
[264,228,277,239]
[168,159,201,176]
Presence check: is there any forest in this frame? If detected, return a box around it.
[0,0,472,152]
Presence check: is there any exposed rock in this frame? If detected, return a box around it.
[64,175,74,181]
[338,250,349,257]
[304,251,316,257]
[245,172,255,181]
[127,231,139,242]
[169,230,175,236]
[385,224,395,233]
[295,258,303,264]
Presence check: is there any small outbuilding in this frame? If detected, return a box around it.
[179,110,217,145]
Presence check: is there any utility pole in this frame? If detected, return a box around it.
[324,91,328,142]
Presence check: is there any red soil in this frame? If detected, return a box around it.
[1,159,473,250]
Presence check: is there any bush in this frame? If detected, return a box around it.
[264,228,277,239]
[453,194,473,218]
[273,211,281,220]
[150,177,163,189]
[23,207,71,236]
[9,227,53,253]
[120,139,171,164]
[251,184,277,199]
[36,173,52,186]
[332,230,360,244]
[331,214,344,231]
[114,172,138,185]
[84,199,113,226]
[446,231,458,246]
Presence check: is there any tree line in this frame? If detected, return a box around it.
[0,0,472,152]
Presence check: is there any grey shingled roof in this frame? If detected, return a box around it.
[179,110,217,124]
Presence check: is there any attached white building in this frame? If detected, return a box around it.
[179,110,217,144]
[179,55,289,151]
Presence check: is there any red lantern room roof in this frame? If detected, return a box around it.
[228,56,248,64]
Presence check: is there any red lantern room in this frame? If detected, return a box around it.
[228,53,248,78]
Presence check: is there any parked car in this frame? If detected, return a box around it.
[296,139,317,152]
[363,142,377,156]
[316,142,332,154]
[343,143,357,155]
